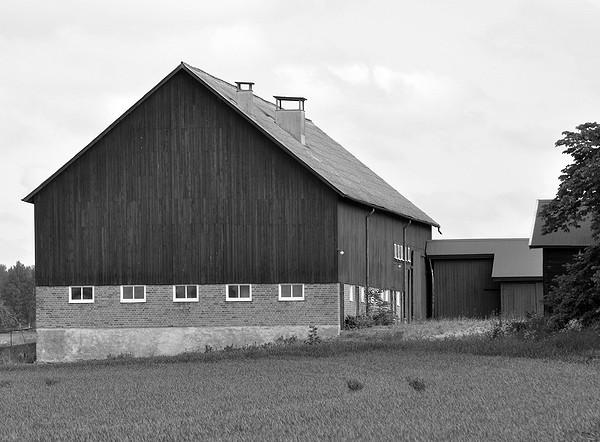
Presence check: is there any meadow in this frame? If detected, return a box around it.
[1,332,600,441]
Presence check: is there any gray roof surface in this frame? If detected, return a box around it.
[426,238,542,280]
[183,63,438,226]
[529,199,593,248]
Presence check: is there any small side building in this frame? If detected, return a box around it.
[529,199,593,298]
[426,238,543,318]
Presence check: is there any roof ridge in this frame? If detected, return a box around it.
[183,62,280,109]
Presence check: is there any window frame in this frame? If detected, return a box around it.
[359,286,366,303]
[278,284,305,301]
[69,286,95,304]
[349,285,355,302]
[383,289,390,302]
[172,285,199,303]
[120,285,147,303]
[225,284,253,302]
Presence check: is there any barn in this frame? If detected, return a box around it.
[529,199,593,297]
[23,62,438,362]
[426,238,543,318]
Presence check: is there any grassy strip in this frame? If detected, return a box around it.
[2,327,599,370]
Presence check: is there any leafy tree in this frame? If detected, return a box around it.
[1,262,35,326]
[542,122,600,325]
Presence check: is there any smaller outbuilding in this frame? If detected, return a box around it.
[529,199,593,298]
[426,238,543,319]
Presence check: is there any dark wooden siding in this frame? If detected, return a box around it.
[542,247,581,297]
[431,258,500,318]
[336,200,432,317]
[500,281,543,318]
[34,70,338,286]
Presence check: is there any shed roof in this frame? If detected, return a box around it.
[22,62,438,227]
[529,199,593,248]
[426,238,542,280]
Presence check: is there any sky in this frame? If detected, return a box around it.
[1,0,600,266]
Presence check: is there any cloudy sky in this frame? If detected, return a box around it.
[2,0,599,265]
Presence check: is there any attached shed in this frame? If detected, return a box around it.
[426,239,543,318]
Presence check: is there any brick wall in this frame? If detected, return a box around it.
[37,284,340,329]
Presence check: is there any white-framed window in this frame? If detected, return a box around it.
[69,286,94,304]
[120,285,146,303]
[393,243,403,261]
[396,291,401,306]
[407,247,412,263]
[394,243,406,261]
[349,285,355,302]
[226,284,252,301]
[279,284,304,301]
[384,289,390,302]
[359,286,366,303]
[173,285,199,302]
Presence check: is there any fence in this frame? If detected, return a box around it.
[0,325,36,363]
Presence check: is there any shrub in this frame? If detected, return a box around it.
[545,245,600,327]
[305,325,321,345]
[344,314,375,329]
[346,379,364,391]
[274,335,298,346]
[372,310,396,326]
[406,376,426,392]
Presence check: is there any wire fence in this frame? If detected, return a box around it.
[0,325,36,363]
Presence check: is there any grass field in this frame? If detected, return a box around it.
[1,347,600,441]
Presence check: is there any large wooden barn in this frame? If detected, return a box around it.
[529,199,593,297]
[426,238,543,318]
[24,62,438,361]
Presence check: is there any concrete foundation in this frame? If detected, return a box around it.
[36,325,340,362]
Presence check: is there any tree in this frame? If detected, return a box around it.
[542,122,600,325]
[1,262,35,326]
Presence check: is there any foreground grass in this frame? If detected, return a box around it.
[1,347,600,441]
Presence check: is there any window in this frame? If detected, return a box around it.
[407,247,412,263]
[120,285,146,303]
[393,243,405,261]
[173,285,198,302]
[384,289,390,302]
[359,286,366,303]
[226,284,252,301]
[279,284,304,301]
[69,286,94,304]
[396,291,401,307]
[349,285,355,302]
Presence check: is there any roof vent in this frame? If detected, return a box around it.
[235,82,254,115]
[274,96,306,145]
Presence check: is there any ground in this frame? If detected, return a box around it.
[1,344,600,441]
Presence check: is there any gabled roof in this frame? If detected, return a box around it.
[22,62,438,227]
[426,238,542,280]
[529,199,593,248]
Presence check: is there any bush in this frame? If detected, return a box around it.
[305,325,321,345]
[344,314,375,329]
[372,310,396,326]
[545,245,600,327]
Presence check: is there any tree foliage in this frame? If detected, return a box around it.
[542,122,600,325]
[0,262,35,327]
[542,122,600,237]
